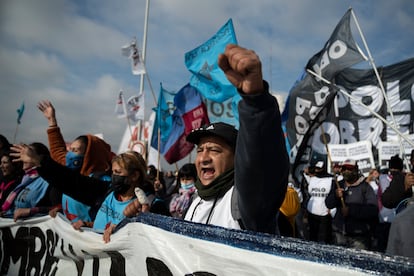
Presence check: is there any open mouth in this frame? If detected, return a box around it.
[201,168,215,179]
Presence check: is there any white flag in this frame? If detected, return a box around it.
[146,111,160,169]
[114,91,127,118]
[121,39,146,75]
[121,44,131,57]
[130,43,146,75]
[126,93,144,121]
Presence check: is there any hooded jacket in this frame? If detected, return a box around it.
[46,127,113,176]
[46,127,113,222]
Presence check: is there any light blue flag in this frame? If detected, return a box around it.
[203,94,241,130]
[185,19,238,103]
[17,101,25,124]
[150,84,176,152]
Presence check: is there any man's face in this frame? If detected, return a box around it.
[195,136,234,186]
[341,165,358,183]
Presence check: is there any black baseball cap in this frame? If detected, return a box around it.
[186,122,238,149]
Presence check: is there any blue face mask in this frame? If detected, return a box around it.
[181,182,195,191]
[65,151,84,170]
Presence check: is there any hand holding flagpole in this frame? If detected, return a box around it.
[319,123,346,209]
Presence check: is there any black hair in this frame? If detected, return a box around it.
[0,149,24,178]
[30,142,50,157]
[74,135,88,149]
[0,135,11,156]
[389,154,403,171]
[177,163,197,183]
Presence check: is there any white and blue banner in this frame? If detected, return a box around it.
[0,213,412,275]
[377,134,414,168]
[327,140,375,176]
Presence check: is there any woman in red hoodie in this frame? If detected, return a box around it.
[37,100,115,225]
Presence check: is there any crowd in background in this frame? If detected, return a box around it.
[2,123,414,259]
[1,43,413,260]
[290,154,414,258]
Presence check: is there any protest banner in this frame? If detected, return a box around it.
[327,140,375,176]
[0,213,412,275]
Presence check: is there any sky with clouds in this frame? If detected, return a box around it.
[1,0,413,166]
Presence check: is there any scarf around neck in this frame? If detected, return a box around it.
[2,167,39,212]
[169,186,196,215]
[195,168,234,200]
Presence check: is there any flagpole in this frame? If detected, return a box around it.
[157,127,161,179]
[139,0,149,97]
[307,69,414,151]
[120,91,134,144]
[319,124,346,208]
[13,124,19,144]
[142,63,157,105]
[140,0,160,166]
[351,9,407,167]
[351,8,392,113]
[126,116,134,146]
[136,0,150,143]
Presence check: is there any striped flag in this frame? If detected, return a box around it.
[162,84,210,163]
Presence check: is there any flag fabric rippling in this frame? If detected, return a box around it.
[185,19,238,103]
[122,39,146,75]
[284,8,367,182]
[16,102,25,124]
[150,84,176,153]
[306,8,367,80]
[150,84,210,164]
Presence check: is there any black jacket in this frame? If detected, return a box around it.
[37,157,168,216]
[382,170,413,209]
[234,81,289,234]
[325,178,378,235]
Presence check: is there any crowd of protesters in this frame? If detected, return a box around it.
[294,154,414,258]
[1,44,414,260]
[4,129,413,258]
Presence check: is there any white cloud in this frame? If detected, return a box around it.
[0,47,65,88]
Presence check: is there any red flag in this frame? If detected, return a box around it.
[162,84,210,164]
[175,84,210,135]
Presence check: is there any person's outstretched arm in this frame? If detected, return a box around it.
[10,144,109,206]
[37,100,67,164]
[218,44,289,234]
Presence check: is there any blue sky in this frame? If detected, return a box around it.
[1,0,413,164]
